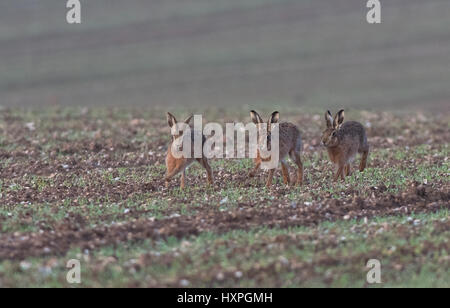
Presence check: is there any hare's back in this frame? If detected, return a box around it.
[340,121,367,145]
[279,122,302,148]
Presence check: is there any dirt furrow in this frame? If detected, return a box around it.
[0,183,448,261]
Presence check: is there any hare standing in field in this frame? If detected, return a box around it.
[322,110,369,182]
[165,112,213,189]
[249,110,304,187]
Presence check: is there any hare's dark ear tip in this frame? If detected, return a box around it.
[184,113,194,123]
[327,110,332,115]
[250,110,260,118]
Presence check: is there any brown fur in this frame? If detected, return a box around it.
[249,111,304,187]
[322,110,369,182]
[165,113,213,189]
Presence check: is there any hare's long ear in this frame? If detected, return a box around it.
[184,114,194,124]
[333,109,345,129]
[325,110,333,128]
[250,110,263,124]
[267,111,279,132]
[167,112,177,128]
[269,111,279,124]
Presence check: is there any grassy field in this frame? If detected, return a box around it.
[0,0,449,289]
[1,0,450,110]
[0,107,448,287]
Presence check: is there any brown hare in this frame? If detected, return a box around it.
[165,112,213,189]
[249,110,304,187]
[322,110,369,182]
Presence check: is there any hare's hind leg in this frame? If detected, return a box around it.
[280,160,291,185]
[359,147,369,172]
[198,158,214,186]
[290,151,303,186]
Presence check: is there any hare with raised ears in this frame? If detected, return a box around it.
[165,112,213,189]
[322,110,369,182]
[249,110,304,187]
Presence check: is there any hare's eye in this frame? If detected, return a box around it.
[332,132,337,137]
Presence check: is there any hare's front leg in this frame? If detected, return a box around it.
[165,159,188,188]
[249,158,261,177]
[266,169,275,187]
[266,169,276,187]
[334,165,345,182]
[344,164,352,177]
[180,170,186,189]
[166,164,185,180]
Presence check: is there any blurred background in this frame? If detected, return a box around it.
[0,0,449,111]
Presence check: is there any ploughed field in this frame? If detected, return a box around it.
[0,107,448,287]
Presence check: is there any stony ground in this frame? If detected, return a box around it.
[0,107,448,287]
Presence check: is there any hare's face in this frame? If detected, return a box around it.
[257,126,272,151]
[323,109,344,147]
[167,112,194,142]
[322,128,339,147]
[170,123,189,141]
[250,110,279,152]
